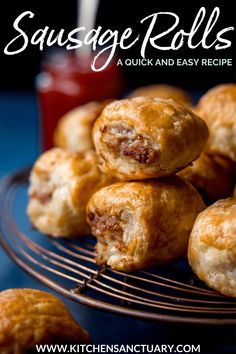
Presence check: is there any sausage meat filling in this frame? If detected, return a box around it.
[31,191,52,205]
[87,212,126,263]
[101,126,158,163]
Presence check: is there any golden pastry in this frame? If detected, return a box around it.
[86,176,205,272]
[54,100,111,152]
[188,198,236,297]
[178,153,235,202]
[27,148,114,237]
[196,84,236,161]
[0,288,90,353]
[128,84,192,106]
[92,97,208,180]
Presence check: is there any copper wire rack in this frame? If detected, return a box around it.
[0,168,235,325]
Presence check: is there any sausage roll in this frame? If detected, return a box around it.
[178,153,235,203]
[196,84,236,161]
[87,176,205,272]
[92,97,209,180]
[0,288,90,353]
[128,84,192,106]
[188,198,236,297]
[27,148,114,237]
[54,100,111,152]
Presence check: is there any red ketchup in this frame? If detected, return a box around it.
[36,51,123,150]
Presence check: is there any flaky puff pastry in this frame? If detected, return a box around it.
[86,176,205,272]
[178,153,235,203]
[93,97,208,180]
[27,148,114,237]
[196,84,236,161]
[128,84,192,106]
[188,198,236,297]
[0,289,90,353]
[53,100,111,152]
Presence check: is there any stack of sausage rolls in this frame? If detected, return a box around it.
[27,83,236,297]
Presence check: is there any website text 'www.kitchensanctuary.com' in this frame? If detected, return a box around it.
[35,343,201,353]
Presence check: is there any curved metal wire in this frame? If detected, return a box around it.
[0,169,235,325]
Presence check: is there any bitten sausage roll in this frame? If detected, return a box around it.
[128,84,192,106]
[178,153,235,203]
[0,289,90,353]
[54,100,111,152]
[86,177,205,272]
[92,97,209,180]
[188,198,236,297]
[27,148,114,237]
[196,84,236,161]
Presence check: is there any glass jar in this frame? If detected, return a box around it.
[36,50,123,150]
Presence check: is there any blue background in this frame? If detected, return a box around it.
[0,93,235,353]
